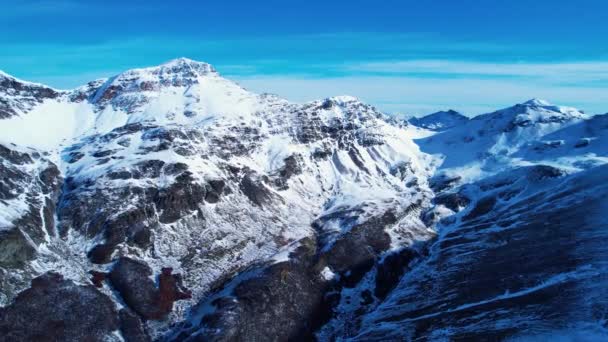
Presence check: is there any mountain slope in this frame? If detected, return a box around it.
[354,164,608,340]
[416,99,588,185]
[0,59,607,341]
[0,59,437,340]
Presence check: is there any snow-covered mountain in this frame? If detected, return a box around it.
[0,58,607,341]
[408,109,468,131]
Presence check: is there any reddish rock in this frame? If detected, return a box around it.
[108,258,191,320]
[90,270,107,288]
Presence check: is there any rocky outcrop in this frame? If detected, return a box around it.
[108,257,191,320]
[0,229,36,268]
[0,272,119,342]
[0,73,60,118]
[0,144,62,304]
[168,238,332,342]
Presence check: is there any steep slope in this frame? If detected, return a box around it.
[409,109,469,131]
[353,164,608,340]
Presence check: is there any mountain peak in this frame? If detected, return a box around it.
[90,58,221,108]
[409,109,469,131]
[109,58,218,85]
[157,57,217,74]
[523,98,552,106]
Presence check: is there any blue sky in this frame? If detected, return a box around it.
[1,0,607,115]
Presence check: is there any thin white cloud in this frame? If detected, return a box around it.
[339,60,608,84]
[234,75,608,116]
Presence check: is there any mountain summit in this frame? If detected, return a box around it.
[409,109,469,131]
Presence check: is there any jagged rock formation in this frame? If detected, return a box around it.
[0,59,607,341]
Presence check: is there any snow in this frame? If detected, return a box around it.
[2,58,608,340]
[320,266,337,281]
[415,98,591,182]
[523,98,552,106]
[0,99,95,150]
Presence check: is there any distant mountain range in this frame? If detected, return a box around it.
[1,58,607,341]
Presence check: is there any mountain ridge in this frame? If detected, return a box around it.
[1,58,607,341]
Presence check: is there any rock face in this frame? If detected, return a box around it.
[0,144,63,303]
[0,60,607,341]
[0,229,36,267]
[169,239,329,342]
[0,272,120,342]
[108,257,191,320]
[0,72,59,119]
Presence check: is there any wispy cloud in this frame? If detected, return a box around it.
[234,75,608,116]
[338,60,608,85]
[0,33,606,116]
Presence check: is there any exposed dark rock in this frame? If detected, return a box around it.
[89,270,107,288]
[0,163,27,200]
[107,170,133,180]
[272,154,304,190]
[133,160,165,179]
[239,172,274,207]
[348,148,370,174]
[434,192,471,212]
[374,248,420,300]
[322,212,395,287]
[462,196,496,221]
[204,179,225,203]
[389,161,412,181]
[119,309,151,342]
[312,146,333,160]
[0,228,37,267]
[154,172,206,223]
[279,154,303,179]
[84,204,157,264]
[0,144,33,165]
[0,272,119,342]
[0,75,60,119]
[164,162,189,175]
[92,149,116,158]
[87,243,116,264]
[108,257,191,320]
[527,164,565,181]
[66,151,85,163]
[0,100,16,119]
[430,174,462,193]
[170,239,330,341]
